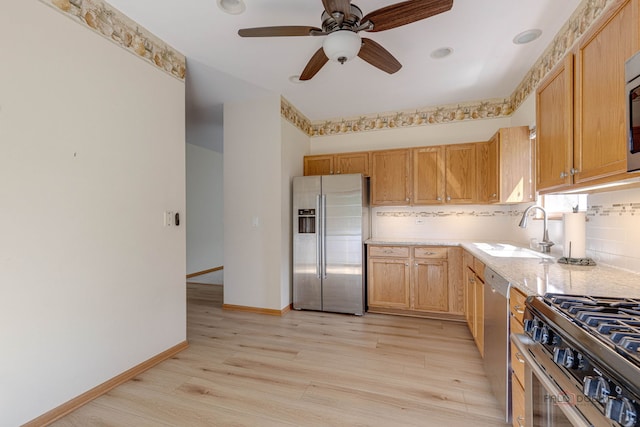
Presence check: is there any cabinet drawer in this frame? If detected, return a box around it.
[414,247,448,259]
[369,246,410,258]
[510,286,527,324]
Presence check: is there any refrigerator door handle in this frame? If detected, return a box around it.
[321,194,327,279]
[315,194,321,279]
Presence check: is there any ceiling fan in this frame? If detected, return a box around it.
[237,0,454,80]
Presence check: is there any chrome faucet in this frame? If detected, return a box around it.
[518,205,554,253]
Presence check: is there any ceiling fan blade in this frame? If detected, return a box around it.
[358,38,402,74]
[322,0,352,17]
[299,48,329,81]
[362,0,453,33]
[238,26,321,37]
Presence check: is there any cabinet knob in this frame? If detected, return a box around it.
[515,352,526,364]
[405,262,409,266]
[516,416,525,427]
[415,262,418,267]
[436,197,442,201]
[336,171,341,174]
[514,304,525,314]
[446,196,451,201]
[405,198,409,202]
[491,193,497,198]
[560,171,568,179]
[570,168,580,175]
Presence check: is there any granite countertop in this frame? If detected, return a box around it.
[365,238,640,298]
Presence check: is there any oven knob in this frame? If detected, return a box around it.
[553,347,576,369]
[531,325,544,342]
[541,325,554,345]
[605,396,637,427]
[576,352,589,371]
[583,376,611,404]
[524,318,536,333]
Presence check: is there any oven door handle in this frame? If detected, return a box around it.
[511,333,593,427]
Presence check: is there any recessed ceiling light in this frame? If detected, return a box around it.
[430,47,453,59]
[217,0,245,15]
[513,29,542,45]
[289,75,304,84]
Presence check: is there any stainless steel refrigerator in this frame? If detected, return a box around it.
[293,174,369,315]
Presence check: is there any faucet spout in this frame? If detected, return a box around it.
[518,205,554,253]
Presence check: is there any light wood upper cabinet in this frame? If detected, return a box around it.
[537,54,574,192]
[445,143,477,204]
[479,126,534,203]
[304,151,370,176]
[371,149,411,206]
[304,155,334,176]
[413,143,479,205]
[413,146,445,204]
[536,0,640,193]
[573,0,637,184]
[335,152,370,176]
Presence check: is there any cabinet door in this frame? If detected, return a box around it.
[536,54,573,191]
[574,0,637,184]
[464,266,475,335]
[413,260,448,312]
[304,155,334,176]
[336,152,370,176]
[413,146,445,204]
[371,149,411,206]
[500,126,533,203]
[368,258,410,308]
[476,138,498,203]
[445,143,477,203]
[512,375,526,427]
[474,276,484,357]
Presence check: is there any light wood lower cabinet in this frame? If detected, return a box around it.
[510,286,528,427]
[512,374,526,427]
[368,245,462,319]
[463,251,485,357]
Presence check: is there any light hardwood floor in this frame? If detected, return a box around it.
[52,283,508,426]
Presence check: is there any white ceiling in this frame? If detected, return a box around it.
[106,0,581,126]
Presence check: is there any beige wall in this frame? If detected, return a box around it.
[223,95,286,310]
[0,3,186,425]
[186,143,224,274]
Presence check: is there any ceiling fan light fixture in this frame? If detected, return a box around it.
[217,0,245,15]
[322,31,362,64]
[513,29,542,45]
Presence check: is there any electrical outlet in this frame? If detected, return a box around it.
[164,211,174,227]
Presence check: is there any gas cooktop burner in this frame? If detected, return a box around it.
[543,293,640,365]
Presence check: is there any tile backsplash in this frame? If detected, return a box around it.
[586,187,640,273]
[372,186,640,274]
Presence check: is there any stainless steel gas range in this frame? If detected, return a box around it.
[512,293,640,426]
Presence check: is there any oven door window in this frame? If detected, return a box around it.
[530,369,579,426]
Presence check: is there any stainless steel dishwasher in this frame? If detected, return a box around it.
[484,267,511,424]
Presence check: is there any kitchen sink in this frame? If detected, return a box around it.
[473,243,554,259]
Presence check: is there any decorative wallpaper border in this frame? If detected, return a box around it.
[284,0,615,138]
[281,98,313,136]
[39,0,186,80]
